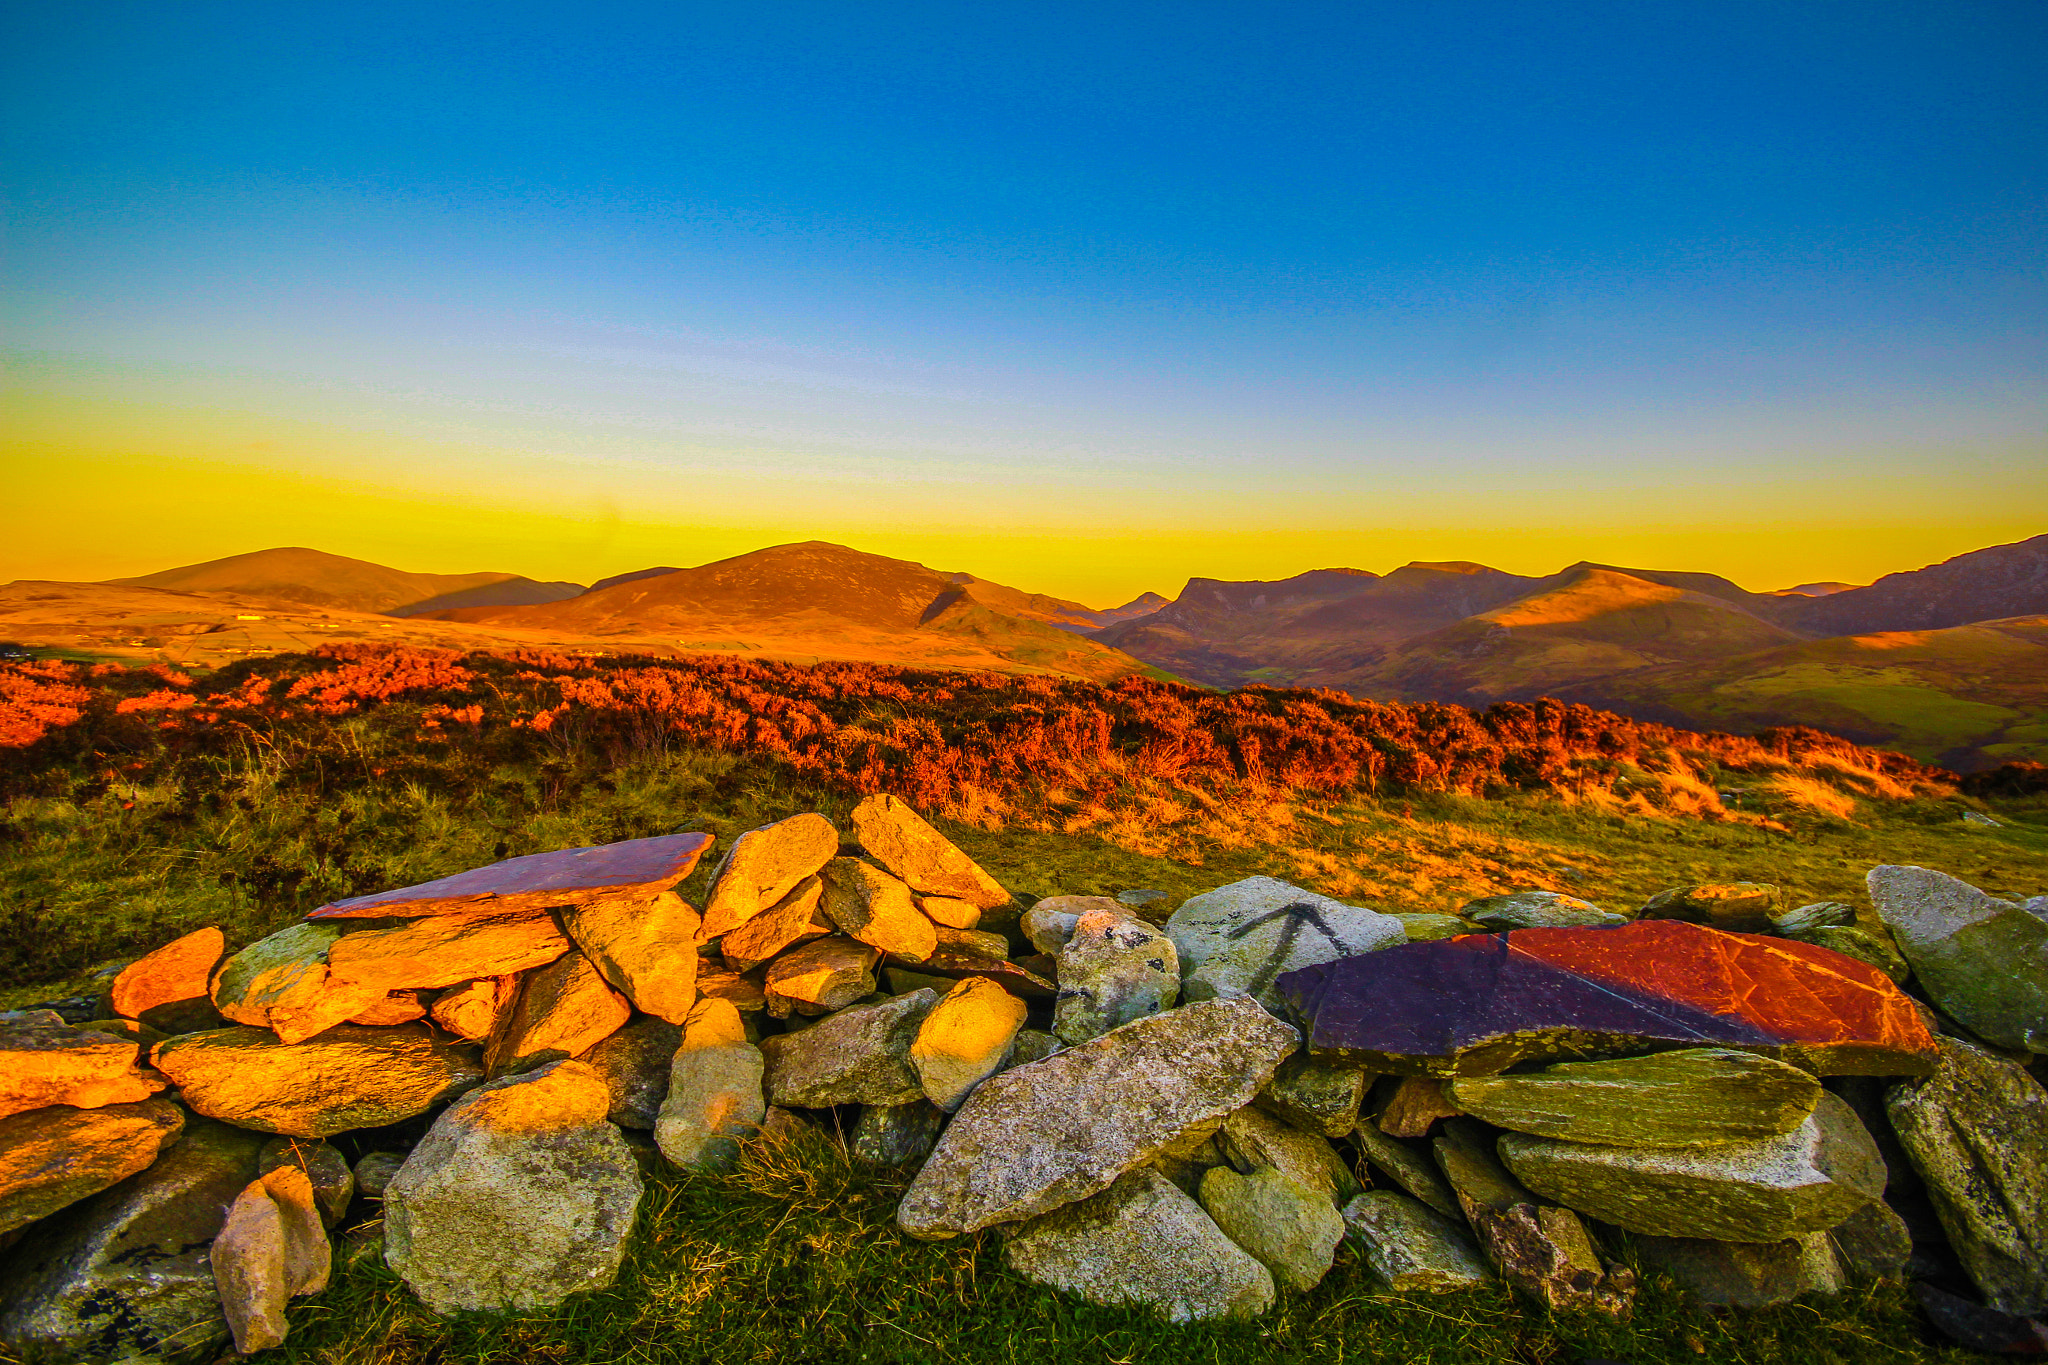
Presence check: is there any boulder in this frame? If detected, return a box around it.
[1376,1076,1461,1137]
[1355,1117,1460,1219]
[700,813,841,938]
[719,876,830,972]
[764,936,881,1017]
[1828,1197,1912,1283]
[909,976,1027,1112]
[0,1117,262,1362]
[654,999,765,1172]
[257,1137,354,1225]
[210,922,383,1043]
[1053,909,1179,1045]
[0,1097,184,1237]
[581,1017,681,1129]
[1458,891,1624,931]
[1117,888,1170,919]
[1869,865,2048,1052]
[852,1101,946,1166]
[353,1151,405,1200]
[760,990,936,1107]
[1629,1232,1844,1307]
[325,911,570,996]
[1166,876,1404,1012]
[1341,1190,1493,1292]
[383,1060,643,1314]
[849,794,1011,911]
[210,1166,329,1354]
[918,896,982,930]
[1447,1047,1821,1147]
[560,890,702,1023]
[1198,1164,1343,1292]
[1640,882,1781,933]
[1003,1167,1274,1323]
[428,975,518,1041]
[1498,1092,1885,1242]
[108,925,225,1034]
[1787,924,1911,982]
[0,1023,165,1122]
[898,998,1298,1238]
[1255,1053,1368,1138]
[1772,901,1856,935]
[152,1023,483,1137]
[1281,919,1939,1077]
[484,949,631,1076]
[1217,1103,1360,1204]
[312,832,714,919]
[819,858,937,962]
[1022,895,1124,955]
[1886,1034,2048,1315]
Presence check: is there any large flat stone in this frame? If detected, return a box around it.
[153,1024,483,1137]
[0,1097,185,1237]
[0,1023,164,1122]
[850,794,1011,911]
[108,925,225,1034]
[560,890,701,1024]
[1869,865,2048,1053]
[311,831,714,918]
[701,814,840,938]
[1281,919,1939,1077]
[898,998,1299,1239]
[325,911,570,996]
[1166,876,1405,1012]
[1447,1047,1821,1147]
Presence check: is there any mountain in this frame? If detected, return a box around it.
[585,566,683,594]
[1768,534,2048,636]
[113,547,582,617]
[1773,581,1858,597]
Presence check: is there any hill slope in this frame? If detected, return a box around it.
[1769,534,2048,635]
[113,547,580,616]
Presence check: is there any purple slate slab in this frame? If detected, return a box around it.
[309,831,714,919]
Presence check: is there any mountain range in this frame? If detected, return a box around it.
[5,535,2043,770]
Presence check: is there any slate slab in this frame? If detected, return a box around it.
[310,832,714,919]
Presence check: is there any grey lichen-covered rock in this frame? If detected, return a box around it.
[1499,1092,1886,1242]
[898,998,1299,1238]
[257,1137,354,1226]
[1022,895,1125,955]
[1217,1103,1360,1205]
[0,1097,185,1238]
[1255,1053,1368,1137]
[909,976,1027,1112]
[1639,882,1782,933]
[353,1151,406,1199]
[1869,865,2048,1051]
[1630,1232,1845,1307]
[1341,1189,1493,1292]
[1053,909,1179,1045]
[1003,1167,1274,1323]
[760,989,937,1107]
[1447,1047,1822,1148]
[1198,1164,1343,1292]
[1355,1116,1460,1218]
[654,999,764,1172]
[1166,877,1404,1011]
[1772,900,1857,935]
[1785,924,1911,982]
[384,1060,643,1314]
[1886,1034,2048,1315]
[1829,1198,1912,1284]
[580,1017,681,1128]
[852,1101,945,1166]
[0,1117,263,1363]
[1457,891,1624,931]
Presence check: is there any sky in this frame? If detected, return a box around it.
[4,1,2044,606]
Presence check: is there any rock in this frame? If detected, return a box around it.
[349,989,431,1025]
[1117,888,1170,918]
[1376,1076,1462,1137]
[1458,891,1624,930]
[1003,1167,1274,1323]
[1448,1047,1822,1147]
[325,911,571,997]
[0,1022,165,1122]
[209,922,383,1043]
[852,1101,945,1165]
[1829,1197,1912,1283]
[383,1059,643,1314]
[1630,1232,1845,1307]
[428,975,518,1041]
[72,1018,166,1046]
[561,890,702,1023]
[1167,876,1405,1012]
[0,1097,184,1237]
[0,1009,65,1026]
[720,876,830,972]
[909,976,1027,1112]
[1282,919,1940,1077]
[108,925,225,1034]
[1008,1028,1062,1066]
[1022,895,1124,955]
[850,794,1010,911]
[764,935,881,1017]
[1355,1117,1461,1219]
[1256,1053,1368,1137]
[1053,909,1179,1045]
[1788,923,1912,982]
[1198,1164,1343,1292]
[257,1137,354,1225]
[1397,913,1481,941]
[1341,1190,1493,1292]
[760,990,936,1107]
[1773,901,1857,935]
[1432,1118,1635,1315]
[1886,1033,2048,1315]
[924,922,1011,963]
[885,967,959,996]
[312,831,714,919]
[701,813,840,938]
[0,1117,262,1363]
[153,1023,483,1137]
[581,1017,681,1128]
[918,896,983,930]
[1640,882,1782,932]
[695,964,769,1012]
[1912,1281,2048,1355]
[353,1151,406,1199]
[1499,1092,1885,1241]
[654,999,765,1172]
[898,998,1299,1238]
[898,951,1055,1000]
[1869,865,2048,1052]
[819,858,937,962]
[1217,1103,1359,1204]
[211,1166,330,1354]
[484,948,631,1076]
